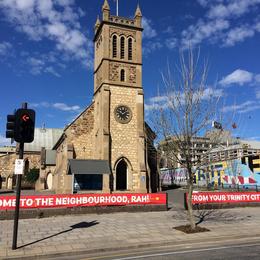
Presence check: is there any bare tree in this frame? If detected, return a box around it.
[153,48,223,230]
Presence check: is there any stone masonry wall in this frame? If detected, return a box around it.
[53,104,95,193]
[65,103,95,159]
[0,153,40,189]
[110,86,140,190]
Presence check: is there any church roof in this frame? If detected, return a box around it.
[68,159,111,175]
[24,128,63,152]
[64,102,94,131]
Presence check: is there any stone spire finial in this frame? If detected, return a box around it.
[134,3,142,27]
[95,15,101,27]
[135,3,142,17]
[102,0,110,21]
[102,0,110,11]
[94,15,101,33]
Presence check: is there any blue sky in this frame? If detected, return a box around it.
[0,0,260,146]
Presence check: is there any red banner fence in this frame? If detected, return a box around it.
[186,191,260,205]
[0,193,167,210]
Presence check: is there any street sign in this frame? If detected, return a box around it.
[14,159,24,175]
[212,120,222,130]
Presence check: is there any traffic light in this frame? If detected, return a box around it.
[6,114,16,139]
[14,109,35,143]
[6,109,35,143]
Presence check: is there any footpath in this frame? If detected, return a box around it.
[1,206,260,259]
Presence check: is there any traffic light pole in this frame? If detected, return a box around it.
[12,142,24,250]
[12,103,27,250]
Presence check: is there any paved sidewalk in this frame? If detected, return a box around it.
[1,207,260,259]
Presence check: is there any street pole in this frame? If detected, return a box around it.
[12,102,27,250]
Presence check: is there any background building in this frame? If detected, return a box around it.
[0,127,62,190]
[159,131,260,189]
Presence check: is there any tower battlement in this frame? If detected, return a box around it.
[95,0,142,33]
[109,15,135,27]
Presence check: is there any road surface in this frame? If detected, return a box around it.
[43,238,260,260]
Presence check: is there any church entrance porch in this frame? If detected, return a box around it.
[67,159,111,194]
[116,159,127,191]
[74,174,102,192]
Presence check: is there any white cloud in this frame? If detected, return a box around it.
[178,0,260,48]
[0,41,12,56]
[143,41,163,56]
[47,22,67,38]
[25,56,60,77]
[197,0,212,7]
[219,69,254,86]
[53,103,80,111]
[0,134,11,146]
[221,100,259,113]
[239,104,260,113]
[144,102,168,112]
[32,102,50,108]
[163,26,174,34]
[202,87,223,99]
[0,0,92,69]
[145,87,222,112]
[207,0,260,19]
[255,22,260,32]
[27,57,45,75]
[149,96,168,103]
[223,25,255,46]
[142,17,157,39]
[165,37,178,49]
[181,19,230,48]
[256,90,260,99]
[16,0,35,10]
[31,101,81,112]
[145,93,173,112]
[255,74,260,83]
[27,57,45,67]
[45,66,61,77]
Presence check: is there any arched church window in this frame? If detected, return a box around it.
[120,36,125,59]
[128,38,132,60]
[112,35,117,58]
[120,69,125,82]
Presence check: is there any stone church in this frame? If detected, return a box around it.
[50,0,158,194]
[0,0,158,194]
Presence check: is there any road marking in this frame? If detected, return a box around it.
[82,237,260,260]
[110,243,260,260]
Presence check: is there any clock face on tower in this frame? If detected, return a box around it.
[114,105,132,124]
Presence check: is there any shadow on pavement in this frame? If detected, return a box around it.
[17,220,99,249]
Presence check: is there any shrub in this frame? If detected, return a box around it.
[24,168,40,184]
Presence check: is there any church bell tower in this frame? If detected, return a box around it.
[93,0,147,192]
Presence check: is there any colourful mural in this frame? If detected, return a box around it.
[160,156,260,188]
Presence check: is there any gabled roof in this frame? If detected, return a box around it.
[24,128,63,152]
[64,102,94,131]
[68,159,111,175]
[52,102,94,150]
